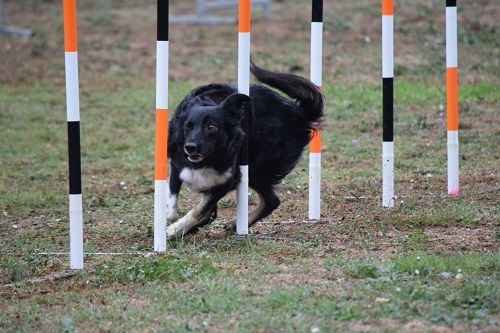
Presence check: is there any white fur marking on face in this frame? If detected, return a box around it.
[180,167,232,192]
[166,184,178,222]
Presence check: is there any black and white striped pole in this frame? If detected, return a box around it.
[382,0,394,208]
[63,0,83,269]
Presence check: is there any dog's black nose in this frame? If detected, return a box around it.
[184,143,198,155]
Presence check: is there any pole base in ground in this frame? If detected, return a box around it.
[382,141,394,208]
[236,165,249,235]
[447,130,459,197]
[308,152,321,220]
[69,194,83,269]
[154,180,167,252]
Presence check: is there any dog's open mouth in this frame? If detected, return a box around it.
[187,154,205,163]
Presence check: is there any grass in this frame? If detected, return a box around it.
[382,201,490,228]
[90,253,218,284]
[392,252,498,276]
[2,249,498,332]
[1,78,498,332]
[396,230,431,251]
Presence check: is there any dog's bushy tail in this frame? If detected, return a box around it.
[250,60,324,125]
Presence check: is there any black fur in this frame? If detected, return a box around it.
[166,61,324,236]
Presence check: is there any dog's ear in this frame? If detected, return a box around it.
[221,93,250,155]
[221,93,252,122]
[185,96,204,109]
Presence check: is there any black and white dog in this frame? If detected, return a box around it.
[165,61,324,239]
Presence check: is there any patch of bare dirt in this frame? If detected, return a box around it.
[426,225,498,253]
[347,318,454,333]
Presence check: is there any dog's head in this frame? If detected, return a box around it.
[179,93,251,164]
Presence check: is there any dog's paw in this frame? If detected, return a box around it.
[166,213,193,239]
[166,221,184,240]
[166,211,179,223]
[166,224,178,240]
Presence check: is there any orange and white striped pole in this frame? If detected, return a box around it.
[236,0,250,235]
[308,0,323,220]
[382,0,394,208]
[446,0,459,196]
[63,0,83,269]
[154,0,169,251]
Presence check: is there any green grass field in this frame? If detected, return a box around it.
[1,0,499,332]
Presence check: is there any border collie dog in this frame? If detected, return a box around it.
[165,61,324,239]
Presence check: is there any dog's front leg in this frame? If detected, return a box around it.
[166,165,182,222]
[166,184,231,239]
[166,195,212,239]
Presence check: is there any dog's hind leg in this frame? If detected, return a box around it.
[166,184,229,239]
[249,185,280,225]
[227,185,280,229]
[166,165,182,222]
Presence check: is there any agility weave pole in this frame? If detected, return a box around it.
[154,0,169,252]
[381,0,394,208]
[236,0,251,235]
[446,0,459,196]
[63,0,84,269]
[308,0,323,220]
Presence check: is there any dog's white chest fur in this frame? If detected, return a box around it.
[180,167,232,192]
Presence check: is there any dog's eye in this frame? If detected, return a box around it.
[184,122,193,130]
[206,124,218,133]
